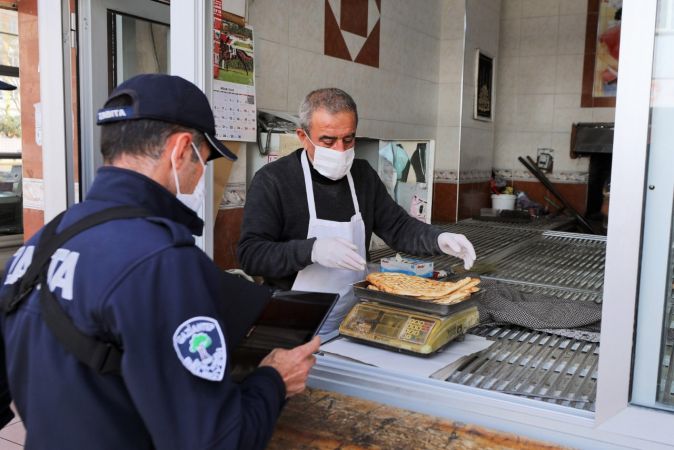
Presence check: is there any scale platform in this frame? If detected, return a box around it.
[339,301,480,355]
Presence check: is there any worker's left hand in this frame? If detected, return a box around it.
[437,232,476,270]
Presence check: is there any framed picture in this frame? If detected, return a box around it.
[474,50,494,121]
[581,0,622,107]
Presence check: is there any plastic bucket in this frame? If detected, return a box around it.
[491,194,516,210]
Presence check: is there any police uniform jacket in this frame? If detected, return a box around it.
[0,166,285,449]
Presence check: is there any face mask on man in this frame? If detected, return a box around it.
[171,142,206,212]
[307,137,355,180]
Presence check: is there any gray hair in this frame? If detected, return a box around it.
[298,88,358,132]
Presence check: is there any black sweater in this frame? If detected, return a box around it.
[237,149,443,290]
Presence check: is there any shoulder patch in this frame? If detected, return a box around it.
[173,316,226,381]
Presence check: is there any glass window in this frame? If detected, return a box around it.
[630,0,674,411]
[0,8,20,235]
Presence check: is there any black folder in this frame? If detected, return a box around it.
[218,272,340,379]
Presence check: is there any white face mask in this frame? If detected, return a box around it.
[307,138,355,180]
[171,142,206,213]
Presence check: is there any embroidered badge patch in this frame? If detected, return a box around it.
[173,316,226,381]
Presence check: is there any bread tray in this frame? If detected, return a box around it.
[352,280,481,316]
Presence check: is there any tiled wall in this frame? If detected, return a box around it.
[493,0,615,180]
[453,0,501,218]
[249,0,453,151]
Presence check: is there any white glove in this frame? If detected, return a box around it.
[311,237,366,271]
[438,232,476,270]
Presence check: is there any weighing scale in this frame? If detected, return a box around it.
[339,301,480,355]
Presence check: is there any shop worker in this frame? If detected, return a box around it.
[0,74,319,450]
[238,88,476,336]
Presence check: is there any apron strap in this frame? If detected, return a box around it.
[345,172,360,215]
[300,151,318,219]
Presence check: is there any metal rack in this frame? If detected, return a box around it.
[446,326,599,411]
[369,221,541,272]
[480,231,606,294]
[366,221,607,411]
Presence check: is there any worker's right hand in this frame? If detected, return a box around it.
[311,237,366,271]
[259,336,321,398]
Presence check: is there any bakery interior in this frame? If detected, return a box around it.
[2,0,674,446]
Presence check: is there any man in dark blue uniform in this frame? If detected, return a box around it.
[0,74,319,449]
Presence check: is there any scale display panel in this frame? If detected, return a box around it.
[339,302,479,355]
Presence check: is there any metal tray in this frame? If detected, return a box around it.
[352,279,481,316]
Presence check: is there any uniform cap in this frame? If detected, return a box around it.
[96,74,236,161]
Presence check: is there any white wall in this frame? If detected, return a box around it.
[435,0,466,182]
[248,0,466,175]
[459,0,501,183]
[493,0,615,183]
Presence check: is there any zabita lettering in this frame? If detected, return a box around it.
[97,108,127,121]
[4,245,80,300]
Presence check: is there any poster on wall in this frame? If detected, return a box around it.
[581,0,621,107]
[212,2,256,141]
[474,50,494,121]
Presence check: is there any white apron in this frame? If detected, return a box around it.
[292,151,367,339]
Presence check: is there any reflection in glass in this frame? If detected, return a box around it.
[657,211,674,405]
[110,12,169,89]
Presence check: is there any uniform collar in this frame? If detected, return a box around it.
[86,166,205,236]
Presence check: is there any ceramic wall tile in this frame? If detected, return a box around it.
[441,0,466,40]
[287,49,356,117]
[559,0,588,16]
[460,126,495,171]
[495,93,518,130]
[497,55,520,94]
[384,0,442,36]
[439,39,465,84]
[413,32,442,83]
[499,19,521,57]
[288,0,323,53]
[554,93,581,109]
[411,78,440,125]
[437,82,462,127]
[501,0,522,20]
[357,119,382,139]
[378,17,403,72]
[554,54,584,94]
[248,0,289,45]
[592,107,616,122]
[517,55,557,94]
[552,106,593,133]
[518,94,554,131]
[435,126,461,170]
[521,0,559,18]
[520,16,558,56]
[254,39,290,112]
[557,14,587,55]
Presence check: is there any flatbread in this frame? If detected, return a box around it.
[366,272,478,300]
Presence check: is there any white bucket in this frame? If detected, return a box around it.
[491,194,516,210]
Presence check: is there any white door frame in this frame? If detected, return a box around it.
[170,0,214,256]
[38,0,70,221]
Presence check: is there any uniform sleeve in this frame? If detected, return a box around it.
[367,164,443,256]
[101,246,285,450]
[0,259,16,429]
[0,334,14,429]
[237,170,315,278]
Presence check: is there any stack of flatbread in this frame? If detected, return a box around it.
[366,272,480,305]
